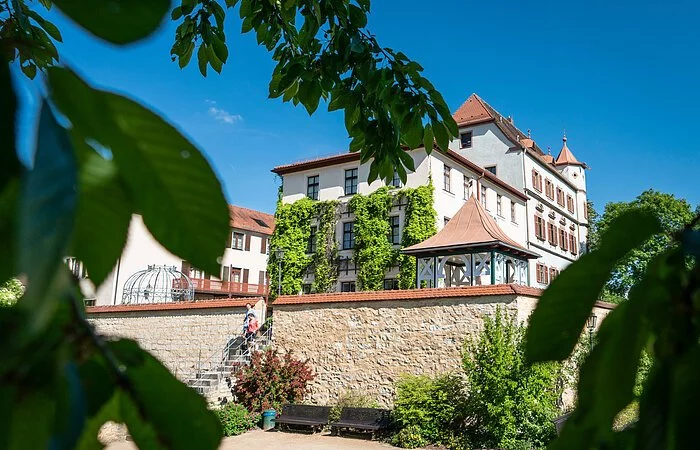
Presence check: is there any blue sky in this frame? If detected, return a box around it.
[20,0,699,214]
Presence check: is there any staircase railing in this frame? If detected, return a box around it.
[187,327,273,392]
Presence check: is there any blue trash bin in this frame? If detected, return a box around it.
[262,409,276,430]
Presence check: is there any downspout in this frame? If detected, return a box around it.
[476,170,485,201]
[520,148,532,286]
[112,257,121,305]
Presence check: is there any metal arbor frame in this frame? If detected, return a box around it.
[121,265,195,304]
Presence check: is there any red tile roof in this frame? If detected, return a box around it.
[229,205,275,235]
[274,284,543,305]
[554,136,585,167]
[86,298,256,313]
[453,94,493,125]
[402,196,538,258]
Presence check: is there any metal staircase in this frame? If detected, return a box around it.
[186,327,272,396]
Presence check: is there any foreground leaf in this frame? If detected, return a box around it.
[48,67,229,275]
[526,209,661,363]
[52,0,169,44]
[0,62,21,192]
[17,102,77,328]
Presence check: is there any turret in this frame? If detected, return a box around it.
[554,134,587,192]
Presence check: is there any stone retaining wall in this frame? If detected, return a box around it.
[87,299,263,379]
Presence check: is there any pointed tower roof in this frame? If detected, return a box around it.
[402,197,538,258]
[452,94,494,125]
[554,135,586,167]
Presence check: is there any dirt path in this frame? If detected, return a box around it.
[106,429,395,450]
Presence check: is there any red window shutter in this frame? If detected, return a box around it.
[532,170,537,188]
[226,230,232,248]
[544,266,549,284]
[181,261,190,277]
[243,268,249,284]
[244,234,251,251]
[260,237,267,254]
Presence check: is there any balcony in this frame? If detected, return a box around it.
[189,278,269,297]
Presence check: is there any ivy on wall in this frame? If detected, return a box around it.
[269,181,436,296]
[397,182,437,289]
[312,200,340,293]
[349,187,396,290]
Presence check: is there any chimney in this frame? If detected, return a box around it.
[507,115,514,124]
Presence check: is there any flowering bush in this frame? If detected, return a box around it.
[232,348,314,412]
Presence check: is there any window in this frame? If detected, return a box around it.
[559,228,569,251]
[307,225,317,253]
[383,278,399,290]
[532,170,543,192]
[389,216,400,244]
[485,165,497,176]
[496,194,503,217]
[232,232,244,250]
[390,170,402,188]
[307,175,319,200]
[567,195,574,213]
[549,267,559,281]
[344,168,358,195]
[511,202,517,224]
[444,216,451,226]
[342,222,355,249]
[570,233,578,255]
[463,177,471,200]
[341,281,356,292]
[302,284,312,294]
[545,179,554,200]
[481,185,487,209]
[460,131,472,148]
[231,267,242,283]
[548,222,558,246]
[443,165,452,192]
[534,216,545,240]
[556,188,565,207]
[536,263,548,284]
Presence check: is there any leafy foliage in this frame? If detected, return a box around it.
[588,190,696,297]
[311,200,340,293]
[349,187,396,290]
[526,207,700,449]
[397,183,437,289]
[462,307,560,449]
[390,425,427,449]
[232,348,315,413]
[215,403,260,436]
[393,373,466,447]
[0,278,23,307]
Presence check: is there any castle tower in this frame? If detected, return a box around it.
[554,134,587,192]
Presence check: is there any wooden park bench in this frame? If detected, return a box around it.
[330,407,391,439]
[275,404,331,433]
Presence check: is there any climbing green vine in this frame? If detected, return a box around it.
[349,187,396,290]
[312,200,339,293]
[397,183,437,289]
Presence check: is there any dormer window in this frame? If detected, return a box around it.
[460,132,472,148]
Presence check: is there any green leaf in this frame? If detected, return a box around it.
[422,123,434,153]
[21,63,37,79]
[17,102,77,317]
[171,6,183,20]
[303,80,322,115]
[348,4,367,28]
[197,43,208,76]
[5,389,56,449]
[670,347,700,448]
[432,120,449,152]
[72,139,132,287]
[110,339,222,449]
[224,0,238,7]
[48,68,230,276]
[526,209,662,363]
[52,0,169,44]
[179,41,195,68]
[0,62,21,192]
[25,9,63,42]
[398,149,416,172]
[207,45,223,73]
[0,180,20,284]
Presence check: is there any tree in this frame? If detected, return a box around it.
[1,1,456,448]
[0,278,23,307]
[588,190,695,297]
[462,307,560,449]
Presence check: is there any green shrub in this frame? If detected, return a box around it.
[462,307,560,449]
[390,424,426,449]
[215,403,259,437]
[329,391,380,423]
[392,373,465,446]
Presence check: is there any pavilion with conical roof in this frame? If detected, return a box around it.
[402,196,539,288]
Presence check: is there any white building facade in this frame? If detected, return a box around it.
[273,94,588,290]
[74,205,274,306]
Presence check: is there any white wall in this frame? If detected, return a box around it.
[448,122,525,190]
[220,232,270,286]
